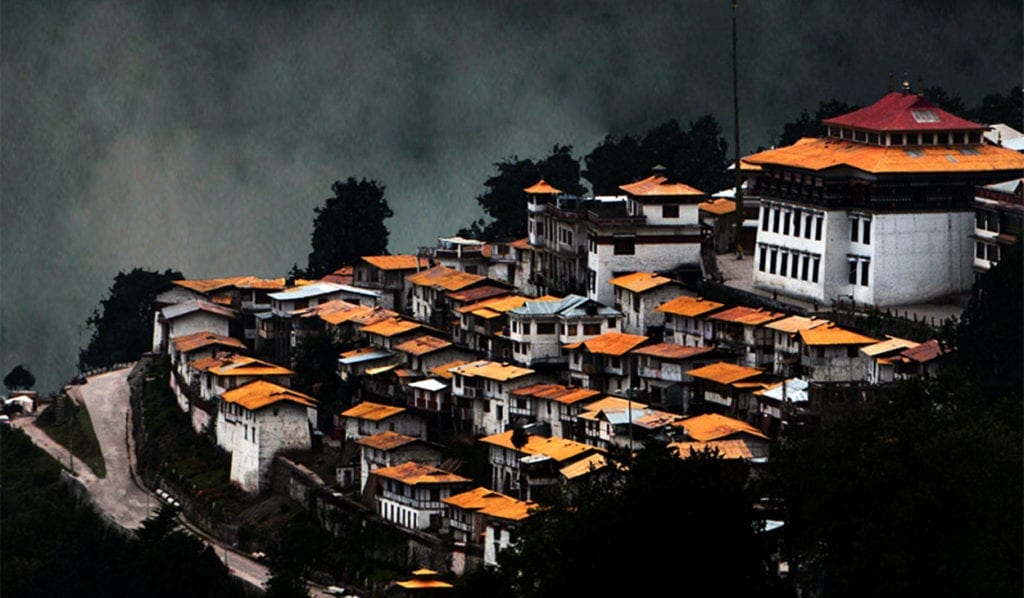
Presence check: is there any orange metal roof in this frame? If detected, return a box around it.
[456,294,529,315]
[371,461,470,485]
[656,295,726,317]
[361,254,431,271]
[631,343,714,360]
[511,383,602,405]
[430,359,471,380]
[685,362,763,385]
[396,579,455,590]
[670,439,756,460]
[709,305,787,326]
[188,352,239,372]
[743,136,1024,175]
[560,453,608,480]
[523,179,562,194]
[355,430,419,451]
[361,317,423,337]
[394,335,453,356]
[674,413,768,442]
[340,401,405,421]
[450,360,535,381]
[443,487,537,522]
[608,271,676,293]
[172,331,247,354]
[406,265,486,291]
[577,396,647,416]
[860,335,920,357]
[899,339,950,363]
[698,197,737,215]
[508,237,532,249]
[173,276,251,294]
[567,331,649,356]
[479,430,600,462]
[798,323,878,346]
[220,379,316,410]
[619,175,705,196]
[208,355,294,377]
[764,315,831,334]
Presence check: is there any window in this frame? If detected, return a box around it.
[847,346,859,358]
[850,218,859,242]
[584,323,600,335]
[632,295,640,311]
[566,324,578,336]
[607,318,617,329]
[613,235,635,255]
[848,259,858,285]
[791,253,800,278]
[815,216,823,240]
[921,132,934,144]
[801,255,810,281]
[587,270,596,293]
[772,208,780,233]
[536,322,555,335]
[759,246,767,272]
[769,249,778,274]
[793,209,801,236]
[862,220,871,244]
[805,213,813,239]
[496,405,503,420]
[780,252,788,277]
[536,222,544,236]
[860,260,870,286]
[761,207,770,231]
[891,133,904,145]
[812,258,820,283]
[662,204,679,218]
[976,241,986,259]
[987,244,1000,262]
[783,211,791,235]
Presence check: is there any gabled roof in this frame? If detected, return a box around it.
[456,294,530,315]
[508,237,532,249]
[798,323,878,346]
[577,396,648,416]
[408,378,448,392]
[172,276,252,294]
[670,439,757,460]
[698,197,736,215]
[338,346,394,365]
[393,335,453,356]
[430,359,472,380]
[360,317,424,338]
[372,461,470,486]
[619,175,705,197]
[360,255,430,271]
[443,487,537,522]
[206,354,294,377]
[608,272,678,293]
[449,360,535,381]
[172,331,247,354]
[300,300,397,326]
[674,413,768,442]
[656,295,726,317]
[860,335,920,357]
[511,383,602,405]
[523,179,563,194]
[821,91,986,132]
[560,453,608,480]
[355,430,420,451]
[406,265,486,291]
[510,294,590,316]
[269,282,378,301]
[563,331,649,356]
[686,362,763,385]
[220,380,316,411]
[446,285,512,304]
[340,401,405,421]
[479,430,600,462]
[162,299,238,321]
[764,315,831,334]
[631,343,714,361]
[898,339,951,363]
[709,306,787,326]
[320,265,353,285]
[755,378,810,403]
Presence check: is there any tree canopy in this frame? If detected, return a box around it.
[304,177,394,279]
[775,99,859,147]
[4,365,35,391]
[459,145,586,242]
[582,115,732,195]
[79,267,183,371]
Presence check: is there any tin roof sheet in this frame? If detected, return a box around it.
[899,339,950,363]
[560,453,608,480]
[674,413,769,442]
[361,317,423,337]
[355,430,419,451]
[685,362,763,385]
[670,439,756,460]
[408,378,448,392]
[340,401,405,421]
[208,355,294,377]
[430,360,472,379]
[709,305,787,326]
[860,335,920,357]
[360,255,430,271]
[443,486,537,521]
[567,331,649,356]
[619,175,705,197]
[220,379,317,410]
[764,315,831,334]
[608,271,677,293]
[655,295,726,317]
[698,197,737,215]
[523,179,562,194]
[511,383,602,405]
[162,299,238,321]
[479,430,599,462]
[372,461,470,485]
[172,331,247,354]
[393,335,452,355]
[798,323,878,346]
[406,265,486,291]
[449,360,535,381]
[631,343,714,360]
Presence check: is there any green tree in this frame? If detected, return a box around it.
[4,364,36,390]
[777,99,859,146]
[461,144,586,242]
[922,85,967,116]
[79,267,183,370]
[304,177,394,279]
[291,330,348,431]
[497,441,775,596]
[966,85,1024,131]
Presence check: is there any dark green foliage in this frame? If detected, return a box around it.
[583,115,732,195]
[922,85,967,116]
[290,331,347,431]
[496,442,774,596]
[776,99,859,146]
[79,267,183,370]
[460,144,586,242]
[3,364,35,390]
[304,177,394,279]
[0,428,246,598]
[35,395,107,477]
[965,85,1023,131]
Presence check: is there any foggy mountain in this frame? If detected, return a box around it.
[2,0,1021,394]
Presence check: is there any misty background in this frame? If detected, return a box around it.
[3,0,1021,395]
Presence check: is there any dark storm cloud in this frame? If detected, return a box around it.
[2,0,1021,393]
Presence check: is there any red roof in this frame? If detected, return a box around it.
[822,92,986,132]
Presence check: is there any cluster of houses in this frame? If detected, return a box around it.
[148,86,1023,574]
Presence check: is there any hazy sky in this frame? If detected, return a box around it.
[2,0,1021,394]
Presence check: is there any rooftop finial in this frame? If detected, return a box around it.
[901,72,911,94]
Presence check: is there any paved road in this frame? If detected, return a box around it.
[10,367,345,596]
